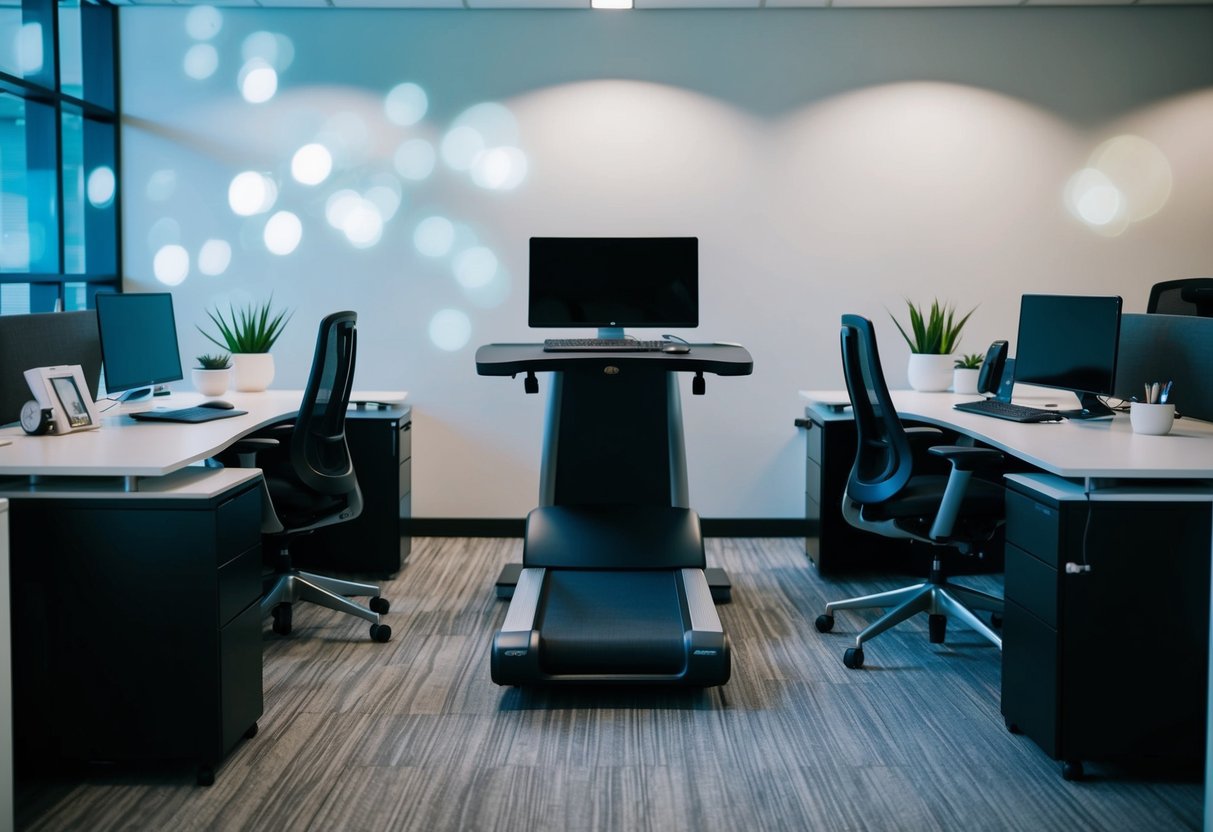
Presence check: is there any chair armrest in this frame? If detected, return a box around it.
[228,437,280,454]
[928,445,1004,471]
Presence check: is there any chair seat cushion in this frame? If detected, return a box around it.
[861,475,1003,521]
[264,474,349,529]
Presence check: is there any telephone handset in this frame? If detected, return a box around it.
[976,341,1009,396]
[21,365,102,435]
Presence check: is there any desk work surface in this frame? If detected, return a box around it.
[0,390,301,478]
[476,342,753,377]
[800,389,1213,481]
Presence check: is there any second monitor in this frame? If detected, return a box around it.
[1014,294,1123,419]
[96,292,185,401]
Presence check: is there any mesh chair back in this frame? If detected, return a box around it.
[840,314,914,506]
[1147,278,1213,317]
[291,311,359,496]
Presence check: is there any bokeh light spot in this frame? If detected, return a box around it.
[146,170,177,202]
[453,246,498,289]
[86,166,116,208]
[239,60,278,104]
[414,216,455,258]
[198,239,232,276]
[185,6,223,40]
[291,143,333,186]
[264,211,302,255]
[153,244,189,286]
[228,171,277,216]
[440,126,485,172]
[428,309,471,352]
[1090,135,1172,223]
[184,44,218,80]
[384,82,429,127]
[326,189,362,230]
[470,147,528,191]
[394,139,436,181]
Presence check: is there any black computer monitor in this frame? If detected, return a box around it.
[528,237,698,337]
[1014,294,1123,419]
[0,310,103,427]
[95,292,184,400]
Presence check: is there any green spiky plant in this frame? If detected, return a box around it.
[954,352,984,370]
[890,299,975,355]
[199,296,292,354]
[195,353,231,370]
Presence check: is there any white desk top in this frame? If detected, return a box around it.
[800,389,1213,482]
[0,390,301,479]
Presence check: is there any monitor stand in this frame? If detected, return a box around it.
[117,387,153,402]
[1057,392,1115,420]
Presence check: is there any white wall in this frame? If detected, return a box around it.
[119,8,1213,519]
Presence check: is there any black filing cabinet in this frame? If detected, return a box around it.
[800,404,915,574]
[294,404,411,577]
[1000,476,1209,778]
[8,480,264,783]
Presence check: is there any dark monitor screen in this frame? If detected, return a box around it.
[0,310,102,426]
[528,237,698,329]
[96,292,184,394]
[1014,294,1122,417]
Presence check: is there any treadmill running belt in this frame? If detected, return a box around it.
[537,571,686,675]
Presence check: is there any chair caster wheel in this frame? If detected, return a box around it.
[370,623,392,643]
[244,722,258,740]
[370,596,390,614]
[1062,761,1084,781]
[815,614,835,633]
[843,647,864,669]
[1004,717,1021,735]
[990,612,1003,629]
[272,603,292,636]
[196,766,215,787]
[929,613,947,644]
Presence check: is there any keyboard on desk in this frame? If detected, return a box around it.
[129,406,248,423]
[953,399,1065,423]
[543,338,667,352]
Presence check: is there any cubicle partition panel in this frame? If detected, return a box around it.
[0,311,103,427]
[1116,313,1213,422]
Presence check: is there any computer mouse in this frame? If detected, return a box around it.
[662,343,691,354]
[199,399,236,410]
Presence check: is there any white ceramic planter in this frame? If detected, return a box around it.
[192,368,231,397]
[232,353,275,392]
[952,368,980,395]
[907,354,955,392]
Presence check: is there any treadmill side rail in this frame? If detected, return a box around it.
[680,569,731,687]
[492,568,545,685]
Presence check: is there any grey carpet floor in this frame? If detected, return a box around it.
[16,537,1202,831]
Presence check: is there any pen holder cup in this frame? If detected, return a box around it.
[1130,402,1175,436]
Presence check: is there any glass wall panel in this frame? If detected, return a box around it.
[58,0,82,99]
[0,91,30,272]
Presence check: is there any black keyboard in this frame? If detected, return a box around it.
[953,399,1064,423]
[543,338,667,352]
[129,406,247,423]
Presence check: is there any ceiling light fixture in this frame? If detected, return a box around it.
[591,0,633,8]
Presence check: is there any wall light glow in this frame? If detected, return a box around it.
[385,82,428,127]
[228,171,277,216]
[291,143,333,186]
[428,309,472,352]
[185,6,223,40]
[1066,134,1171,237]
[264,211,302,255]
[153,244,190,286]
[394,139,436,181]
[239,60,278,104]
[198,239,232,276]
[184,44,219,80]
[86,166,116,208]
[414,216,455,258]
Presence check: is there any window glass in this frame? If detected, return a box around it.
[0,283,31,315]
[0,92,31,273]
[62,107,85,273]
[58,0,83,99]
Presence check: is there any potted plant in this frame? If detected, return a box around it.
[192,353,232,397]
[953,352,983,395]
[890,299,975,392]
[199,296,292,392]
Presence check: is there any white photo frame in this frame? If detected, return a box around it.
[24,365,102,434]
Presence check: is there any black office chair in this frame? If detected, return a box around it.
[236,311,391,643]
[1147,278,1213,317]
[815,315,1004,669]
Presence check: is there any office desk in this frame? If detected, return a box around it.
[801,390,1212,780]
[1,498,10,831]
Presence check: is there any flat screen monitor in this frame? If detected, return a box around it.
[0,310,102,426]
[1014,294,1123,419]
[96,292,184,399]
[528,237,698,335]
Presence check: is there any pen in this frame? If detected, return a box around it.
[1161,380,1173,404]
